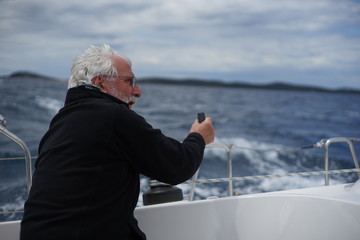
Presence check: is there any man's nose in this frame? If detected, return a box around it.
[132,85,142,98]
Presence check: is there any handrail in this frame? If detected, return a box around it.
[1,126,359,201]
[188,137,360,200]
[313,137,360,186]
[0,114,32,193]
[185,168,360,184]
[189,143,231,201]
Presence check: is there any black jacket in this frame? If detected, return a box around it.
[20,85,205,240]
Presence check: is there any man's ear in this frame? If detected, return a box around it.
[91,76,109,93]
[91,76,104,89]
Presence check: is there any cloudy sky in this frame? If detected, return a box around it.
[1,0,359,89]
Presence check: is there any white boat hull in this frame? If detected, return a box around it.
[136,182,360,240]
[1,181,360,240]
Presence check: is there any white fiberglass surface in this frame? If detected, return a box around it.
[135,182,360,240]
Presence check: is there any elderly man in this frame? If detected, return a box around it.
[20,44,215,240]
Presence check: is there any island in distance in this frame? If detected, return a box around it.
[2,70,359,94]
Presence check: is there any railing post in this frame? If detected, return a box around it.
[189,168,199,201]
[189,144,232,200]
[348,139,360,179]
[321,137,360,186]
[228,145,233,196]
[0,114,32,193]
[324,140,330,186]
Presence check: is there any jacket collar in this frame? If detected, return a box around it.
[65,84,129,108]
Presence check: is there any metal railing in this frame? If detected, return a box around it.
[313,137,360,185]
[189,144,232,200]
[187,137,360,201]
[0,114,32,193]
[1,112,359,203]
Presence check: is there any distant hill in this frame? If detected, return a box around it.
[2,71,359,94]
[139,77,360,94]
[2,71,61,81]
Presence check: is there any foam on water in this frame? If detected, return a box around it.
[0,177,26,192]
[34,95,63,115]
[207,137,308,173]
[0,177,27,221]
[0,196,25,221]
[176,136,356,199]
[240,175,344,194]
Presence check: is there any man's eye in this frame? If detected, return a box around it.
[126,79,133,86]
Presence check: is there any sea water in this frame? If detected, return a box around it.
[1,77,360,221]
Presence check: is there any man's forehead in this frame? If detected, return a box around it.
[111,56,133,74]
[111,55,130,65]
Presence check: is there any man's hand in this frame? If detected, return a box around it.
[190,117,215,145]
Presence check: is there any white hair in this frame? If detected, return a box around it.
[68,44,132,89]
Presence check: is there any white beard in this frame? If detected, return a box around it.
[108,88,136,108]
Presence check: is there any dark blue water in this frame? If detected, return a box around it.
[1,77,360,221]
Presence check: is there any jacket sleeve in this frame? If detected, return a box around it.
[113,106,206,185]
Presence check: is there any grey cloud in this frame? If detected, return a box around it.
[0,0,359,89]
